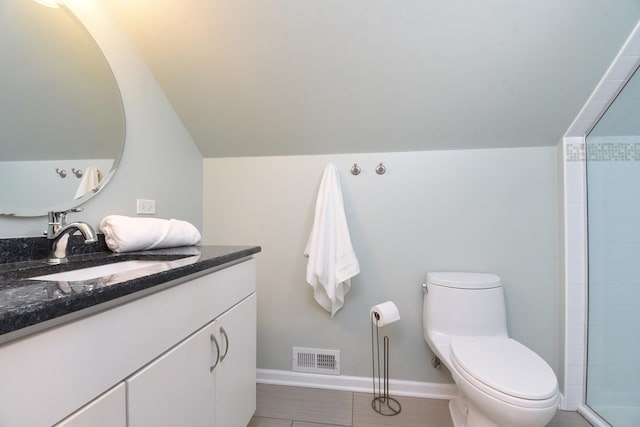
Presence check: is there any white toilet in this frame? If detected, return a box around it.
[422,272,559,427]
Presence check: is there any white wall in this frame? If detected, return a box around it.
[203,147,559,383]
[0,0,203,237]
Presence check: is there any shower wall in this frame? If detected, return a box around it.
[585,136,640,426]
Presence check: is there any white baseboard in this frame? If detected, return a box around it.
[257,369,457,400]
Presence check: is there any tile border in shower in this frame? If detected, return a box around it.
[566,142,585,162]
[566,141,640,162]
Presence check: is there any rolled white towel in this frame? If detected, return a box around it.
[100,215,202,253]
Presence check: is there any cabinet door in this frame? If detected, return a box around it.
[127,322,217,427]
[215,293,257,427]
[53,383,126,427]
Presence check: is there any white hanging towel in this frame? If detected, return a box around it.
[74,167,101,199]
[304,163,360,316]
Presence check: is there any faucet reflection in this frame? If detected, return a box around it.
[46,208,97,265]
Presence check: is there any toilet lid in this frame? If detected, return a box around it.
[426,272,501,289]
[450,337,557,400]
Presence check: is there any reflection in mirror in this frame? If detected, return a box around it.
[0,0,126,217]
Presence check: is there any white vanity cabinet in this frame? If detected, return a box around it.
[0,258,257,427]
[128,293,256,427]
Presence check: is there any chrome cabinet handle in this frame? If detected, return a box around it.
[220,327,229,362]
[210,333,220,373]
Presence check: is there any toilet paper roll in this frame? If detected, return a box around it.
[370,301,401,326]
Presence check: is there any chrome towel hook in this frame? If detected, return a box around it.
[72,168,83,178]
[375,162,386,175]
[351,163,361,175]
[55,168,66,178]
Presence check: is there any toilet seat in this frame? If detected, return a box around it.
[450,336,558,409]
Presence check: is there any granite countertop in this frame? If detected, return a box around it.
[0,244,261,344]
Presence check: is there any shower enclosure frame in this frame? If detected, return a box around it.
[562,20,640,427]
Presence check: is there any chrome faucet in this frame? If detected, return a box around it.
[45,208,98,265]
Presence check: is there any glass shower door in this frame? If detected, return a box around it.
[585,65,640,427]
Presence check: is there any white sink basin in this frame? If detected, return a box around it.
[29,260,166,282]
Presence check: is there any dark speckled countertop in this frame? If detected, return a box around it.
[0,243,261,344]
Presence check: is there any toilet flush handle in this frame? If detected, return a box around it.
[421,283,428,293]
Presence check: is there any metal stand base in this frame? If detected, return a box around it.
[371,395,402,416]
[371,313,402,416]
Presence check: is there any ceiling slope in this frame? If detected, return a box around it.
[106,0,640,157]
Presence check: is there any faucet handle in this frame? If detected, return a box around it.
[60,208,83,226]
[62,208,83,215]
[48,208,83,227]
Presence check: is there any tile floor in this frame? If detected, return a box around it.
[249,384,593,427]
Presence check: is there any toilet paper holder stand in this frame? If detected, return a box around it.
[371,312,402,416]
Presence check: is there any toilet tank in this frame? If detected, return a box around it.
[423,272,509,340]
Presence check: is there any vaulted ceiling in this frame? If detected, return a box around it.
[106,0,640,157]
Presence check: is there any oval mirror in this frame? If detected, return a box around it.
[0,1,126,217]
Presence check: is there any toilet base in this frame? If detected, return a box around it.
[449,396,468,427]
[448,392,556,427]
[448,394,503,427]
